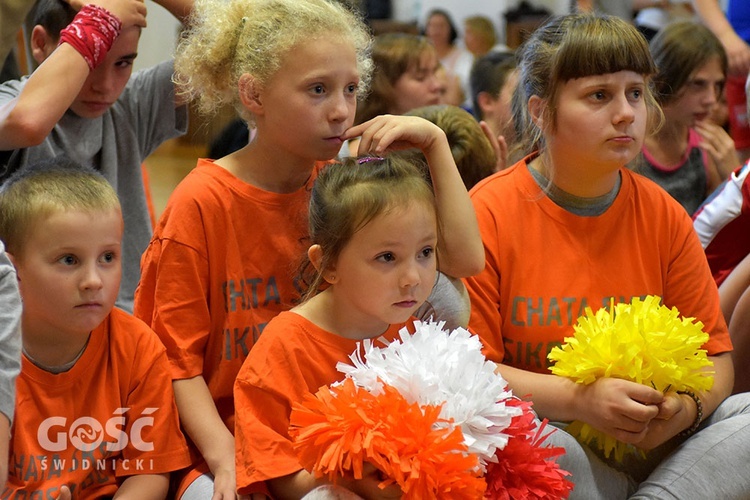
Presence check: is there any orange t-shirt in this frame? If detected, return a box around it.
[4,308,190,499]
[465,157,732,373]
[234,311,413,495]
[133,159,326,484]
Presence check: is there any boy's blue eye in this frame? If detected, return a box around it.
[377,252,396,263]
[59,255,77,265]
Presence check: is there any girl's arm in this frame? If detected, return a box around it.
[691,0,750,76]
[344,115,485,278]
[173,377,237,500]
[718,251,750,324]
[113,473,169,499]
[725,282,750,393]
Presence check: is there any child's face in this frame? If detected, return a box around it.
[69,27,140,119]
[13,208,122,338]
[425,13,452,48]
[663,56,725,128]
[392,52,441,114]
[328,200,437,338]
[545,70,647,174]
[252,38,359,164]
[484,68,519,141]
[463,25,481,56]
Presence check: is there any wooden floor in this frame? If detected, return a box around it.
[143,138,206,220]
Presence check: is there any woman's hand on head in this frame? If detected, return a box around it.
[576,378,663,445]
[344,115,446,157]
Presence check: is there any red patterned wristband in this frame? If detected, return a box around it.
[58,4,122,70]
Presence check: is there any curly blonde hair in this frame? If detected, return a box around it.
[174,0,373,123]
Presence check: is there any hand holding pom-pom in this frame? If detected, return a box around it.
[548,296,714,460]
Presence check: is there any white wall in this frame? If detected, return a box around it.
[133,1,181,72]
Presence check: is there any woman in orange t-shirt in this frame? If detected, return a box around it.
[465,13,750,499]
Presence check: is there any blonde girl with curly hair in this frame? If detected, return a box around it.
[134,0,483,498]
[134,0,371,498]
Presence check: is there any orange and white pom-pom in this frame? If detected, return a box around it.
[291,320,572,498]
[290,378,487,499]
[338,320,520,470]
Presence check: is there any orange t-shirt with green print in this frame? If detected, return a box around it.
[234,311,415,495]
[465,157,732,373]
[4,308,190,499]
[134,158,328,491]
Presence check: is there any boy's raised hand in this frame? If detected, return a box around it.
[345,115,446,157]
[63,0,148,28]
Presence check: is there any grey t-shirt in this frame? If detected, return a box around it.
[640,146,707,216]
[415,272,471,331]
[0,240,21,424]
[0,61,189,312]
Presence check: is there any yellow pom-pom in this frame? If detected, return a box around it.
[548,295,714,460]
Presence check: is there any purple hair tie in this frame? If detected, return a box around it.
[357,155,385,164]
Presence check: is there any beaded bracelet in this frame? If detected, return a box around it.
[677,390,703,437]
[58,4,122,71]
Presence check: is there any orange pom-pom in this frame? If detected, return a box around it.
[290,378,487,499]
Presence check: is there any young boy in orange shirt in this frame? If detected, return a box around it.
[0,157,190,499]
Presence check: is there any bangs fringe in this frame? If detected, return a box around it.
[554,16,655,81]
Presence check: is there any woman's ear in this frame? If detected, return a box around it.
[238,73,263,115]
[30,25,57,64]
[308,245,338,284]
[527,95,545,129]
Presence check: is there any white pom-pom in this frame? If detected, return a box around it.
[336,320,521,471]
